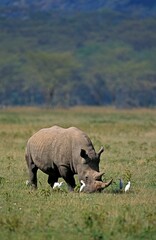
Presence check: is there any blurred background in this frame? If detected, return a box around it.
[0,0,156,108]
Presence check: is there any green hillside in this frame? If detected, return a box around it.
[0,10,156,107]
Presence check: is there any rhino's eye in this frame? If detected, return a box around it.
[85,176,89,182]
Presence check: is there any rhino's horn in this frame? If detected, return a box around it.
[92,179,113,192]
[84,179,113,193]
[97,146,104,157]
[101,179,113,189]
[94,172,104,180]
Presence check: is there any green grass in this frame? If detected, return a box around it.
[0,107,156,240]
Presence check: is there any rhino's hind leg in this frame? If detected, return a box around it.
[28,165,38,188]
[25,154,38,189]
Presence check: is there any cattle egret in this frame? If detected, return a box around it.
[80,180,86,192]
[125,181,131,192]
[26,180,30,186]
[119,178,123,190]
[53,181,64,189]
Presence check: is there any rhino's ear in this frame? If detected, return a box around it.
[97,146,104,158]
[80,149,88,160]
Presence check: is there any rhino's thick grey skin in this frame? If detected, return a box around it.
[25,125,112,192]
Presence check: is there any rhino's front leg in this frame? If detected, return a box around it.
[59,166,76,191]
[48,174,58,188]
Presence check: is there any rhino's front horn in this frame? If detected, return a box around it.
[98,146,104,157]
[101,179,113,189]
[92,179,113,192]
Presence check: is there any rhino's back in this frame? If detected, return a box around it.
[67,126,93,149]
[26,126,93,169]
[27,125,92,150]
[27,125,65,150]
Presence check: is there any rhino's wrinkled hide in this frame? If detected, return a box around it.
[25,125,112,192]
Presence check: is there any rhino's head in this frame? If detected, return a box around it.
[78,146,112,192]
[80,178,113,193]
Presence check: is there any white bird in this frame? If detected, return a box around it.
[53,181,64,189]
[26,180,30,186]
[125,181,131,193]
[80,180,86,192]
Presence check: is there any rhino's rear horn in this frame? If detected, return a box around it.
[95,172,104,180]
[97,146,104,158]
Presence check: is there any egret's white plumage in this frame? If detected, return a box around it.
[80,180,86,192]
[125,181,131,192]
[26,180,30,186]
[53,181,64,189]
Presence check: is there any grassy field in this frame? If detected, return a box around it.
[0,107,155,240]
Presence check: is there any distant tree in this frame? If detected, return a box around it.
[27,51,81,106]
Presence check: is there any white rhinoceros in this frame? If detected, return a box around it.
[25,125,112,192]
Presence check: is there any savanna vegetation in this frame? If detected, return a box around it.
[0,107,156,239]
[0,6,156,107]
